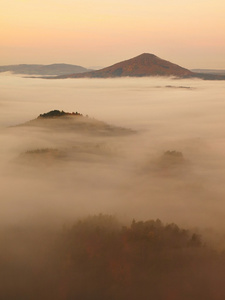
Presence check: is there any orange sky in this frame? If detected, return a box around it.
[1,0,225,68]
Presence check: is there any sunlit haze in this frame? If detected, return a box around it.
[1,0,225,68]
[1,2,225,298]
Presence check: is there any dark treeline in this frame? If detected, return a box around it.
[1,215,225,299]
[38,110,83,118]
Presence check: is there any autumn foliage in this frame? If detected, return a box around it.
[51,215,225,300]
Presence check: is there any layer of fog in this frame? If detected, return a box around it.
[1,74,225,238]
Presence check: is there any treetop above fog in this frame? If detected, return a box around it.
[38,110,83,118]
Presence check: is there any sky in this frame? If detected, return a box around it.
[1,0,225,68]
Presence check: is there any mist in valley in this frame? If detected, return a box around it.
[1,74,225,299]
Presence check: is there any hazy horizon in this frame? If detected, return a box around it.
[1,0,225,69]
[0,52,225,71]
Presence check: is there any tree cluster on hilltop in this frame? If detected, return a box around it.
[38,110,83,118]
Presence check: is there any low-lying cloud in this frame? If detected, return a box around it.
[1,76,225,229]
[1,75,225,298]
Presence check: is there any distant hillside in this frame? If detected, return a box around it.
[19,110,134,136]
[0,64,92,76]
[192,69,225,75]
[58,53,194,79]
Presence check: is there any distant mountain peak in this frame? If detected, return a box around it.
[135,53,158,58]
[58,53,194,79]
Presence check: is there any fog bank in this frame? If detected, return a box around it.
[1,75,225,232]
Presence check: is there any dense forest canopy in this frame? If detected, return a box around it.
[1,215,225,300]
